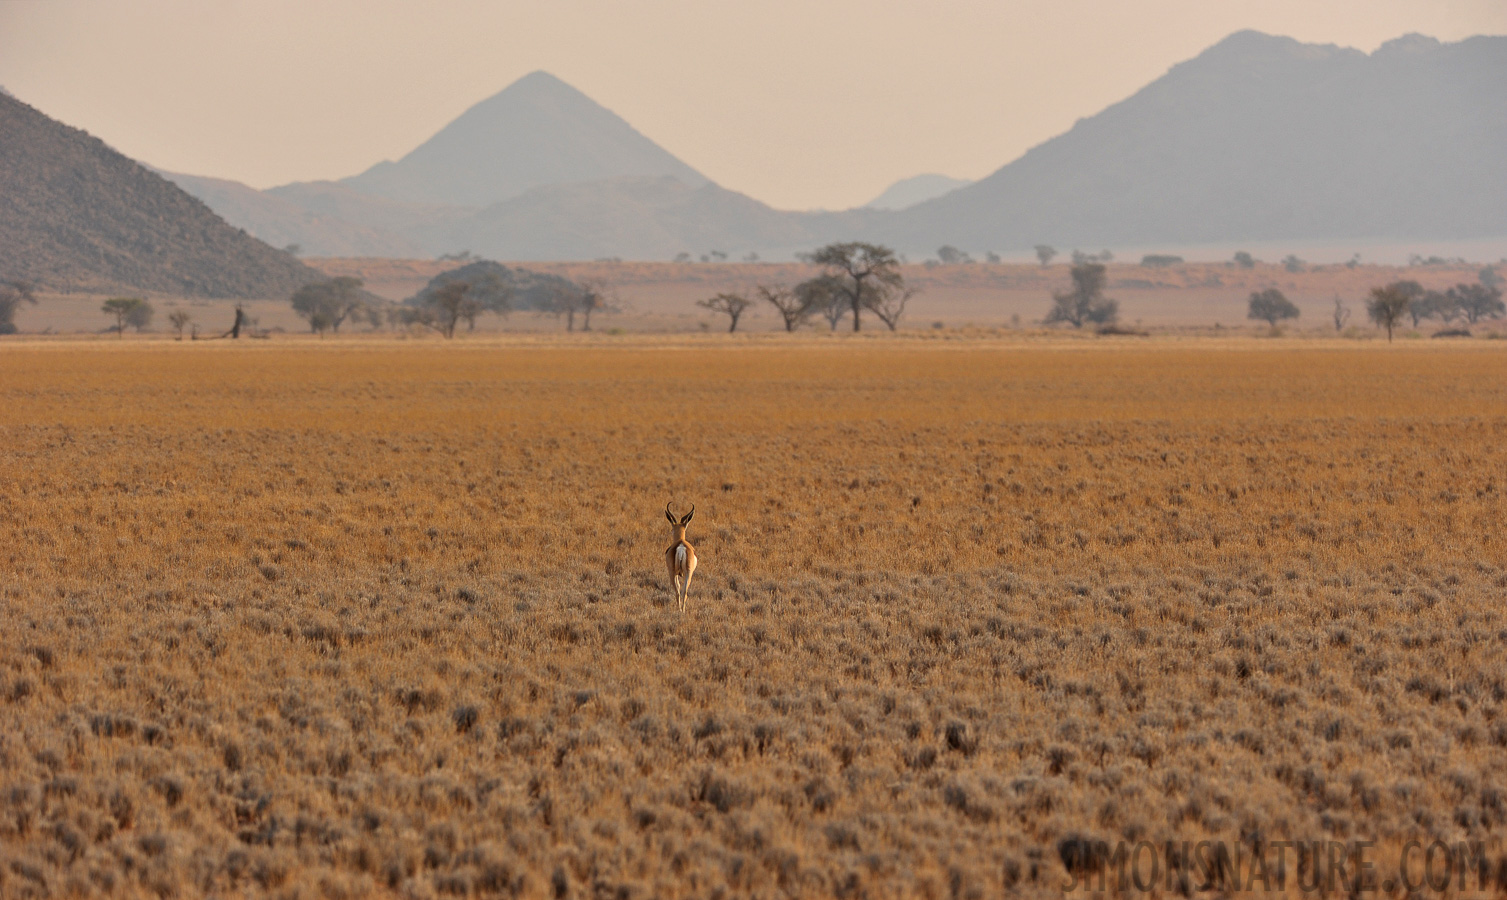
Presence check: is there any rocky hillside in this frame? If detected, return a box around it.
[0,91,316,297]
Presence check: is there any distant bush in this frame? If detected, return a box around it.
[1140,254,1183,268]
[1247,289,1299,327]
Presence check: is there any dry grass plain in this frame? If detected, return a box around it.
[2,335,1506,898]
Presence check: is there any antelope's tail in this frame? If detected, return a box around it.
[675,545,688,578]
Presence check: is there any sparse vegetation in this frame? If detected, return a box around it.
[0,279,37,334]
[1034,245,1057,266]
[1332,295,1351,332]
[1,339,1505,898]
[1367,281,1421,342]
[290,276,369,335]
[697,292,752,332]
[1449,282,1505,325]
[1140,254,1183,268]
[757,285,815,332]
[409,281,482,338]
[1246,288,1299,328]
[101,296,152,336]
[799,242,905,333]
[167,308,193,340]
[1045,262,1118,328]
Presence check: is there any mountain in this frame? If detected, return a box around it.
[160,171,428,257]
[430,176,842,261]
[864,174,972,210]
[878,31,1507,252]
[337,71,709,206]
[0,91,316,297]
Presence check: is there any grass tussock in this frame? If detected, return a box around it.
[0,338,1505,898]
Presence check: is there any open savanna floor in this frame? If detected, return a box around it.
[1,336,1505,898]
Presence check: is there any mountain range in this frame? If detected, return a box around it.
[8,30,1503,283]
[153,33,1505,262]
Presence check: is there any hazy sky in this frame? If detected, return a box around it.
[2,0,1504,210]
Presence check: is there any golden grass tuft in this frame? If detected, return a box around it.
[1,336,1505,897]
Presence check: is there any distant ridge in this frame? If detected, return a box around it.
[0,91,316,297]
[337,71,709,206]
[875,30,1507,252]
[160,171,428,258]
[864,174,972,210]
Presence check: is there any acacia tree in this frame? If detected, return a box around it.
[799,276,847,331]
[290,277,367,334]
[0,280,37,335]
[1246,289,1299,328]
[1045,262,1118,328]
[550,283,584,332]
[1035,245,1057,266]
[424,281,481,338]
[1447,283,1505,324]
[802,242,904,332]
[102,297,152,337]
[697,292,752,332]
[1409,290,1456,327]
[758,285,814,332]
[576,279,614,332]
[1367,281,1420,342]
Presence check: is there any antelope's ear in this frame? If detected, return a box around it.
[681,505,694,525]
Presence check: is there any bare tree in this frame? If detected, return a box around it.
[0,279,37,335]
[801,242,905,332]
[226,304,248,339]
[168,309,193,340]
[697,292,752,332]
[1034,245,1057,267]
[1331,296,1350,332]
[1045,263,1118,328]
[758,285,814,332]
[864,286,914,331]
[1367,281,1419,342]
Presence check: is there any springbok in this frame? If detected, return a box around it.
[664,502,697,612]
